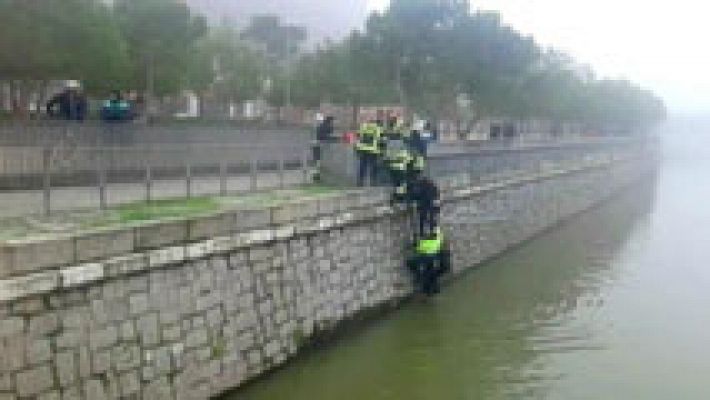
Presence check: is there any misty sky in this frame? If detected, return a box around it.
[367,0,707,114]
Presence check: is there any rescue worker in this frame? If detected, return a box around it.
[409,174,441,238]
[383,115,409,142]
[382,131,412,202]
[355,121,382,187]
[312,115,336,182]
[410,119,434,159]
[407,227,451,295]
[379,116,411,201]
[407,151,427,184]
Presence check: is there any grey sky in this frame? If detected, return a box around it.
[368,0,707,114]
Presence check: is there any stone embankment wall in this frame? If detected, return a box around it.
[0,153,654,399]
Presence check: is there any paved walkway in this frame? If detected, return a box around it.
[0,170,307,218]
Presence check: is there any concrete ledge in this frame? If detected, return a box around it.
[188,212,234,241]
[317,194,343,215]
[234,208,271,231]
[0,158,637,303]
[0,237,74,278]
[135,220,189,250]
[60,262,104,288]
[0,271,59,301]
[75,228,134,263]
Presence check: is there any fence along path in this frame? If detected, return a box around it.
[0,124,313,216]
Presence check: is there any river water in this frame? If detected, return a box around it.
[230,121,710,399]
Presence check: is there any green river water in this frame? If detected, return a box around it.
[227,126,710,399]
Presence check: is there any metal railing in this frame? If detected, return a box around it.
[426,138,642,183]
[320,138,644,188]
[0,122,311,147]
[0,143,313,217]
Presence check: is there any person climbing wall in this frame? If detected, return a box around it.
[407,226,451,296]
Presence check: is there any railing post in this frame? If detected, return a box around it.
[467,157,476,186]
[98,148,107,210]
[250,155,258,191]
[42,146,51,216]
[145,163,153,203]
[301,150,309,184]
[186,162,192,199]
[219,159,228,196]
[278,155,285,189]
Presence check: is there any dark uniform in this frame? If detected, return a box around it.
[408,229,451,295]
[46,89,88,121]
[312,116,336,182]
[409,175,441,237]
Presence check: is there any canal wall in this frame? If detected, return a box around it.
[0,154,654,399]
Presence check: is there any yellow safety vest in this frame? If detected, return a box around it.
[384,123,409,141]
[417,232,443,255]
[395,184,408,195]
[412,155,426,171]
[356,124,381,154]
[389,150,411,171]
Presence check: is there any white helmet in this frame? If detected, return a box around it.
[65,80,81,90]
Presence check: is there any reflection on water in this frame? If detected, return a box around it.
[229,169,665,400]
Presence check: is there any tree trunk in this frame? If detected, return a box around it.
[35,80,49,120]
[145,54,156,123]
[351,96,361,130]
[9,81,18,116]
[196,91,204,119]
[14,81,31,120]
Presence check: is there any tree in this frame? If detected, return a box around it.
[188,26,267,104]
[114,0,207,97]
[241,15,307,65]
[363,0,470,110]
[0,0,129,113]
[241,15,308,110]
[585,79,666,134]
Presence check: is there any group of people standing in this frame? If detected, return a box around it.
[46,82,137,123]
[355,116,432,195]
[354,115,451,296]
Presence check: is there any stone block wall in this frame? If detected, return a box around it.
[0,156,655,399]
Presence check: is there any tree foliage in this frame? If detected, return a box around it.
[113,0,207,96]
[241,15,307,65]
[288,0,666,132]
[0,0,665,131]
[0,0,129,94]
[188,26,267,103]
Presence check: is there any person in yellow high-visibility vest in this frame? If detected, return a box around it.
[355,121,382,187]
[407,227,451,295]
[379,117,411,201]
[383,138,412,201]
[384,116,410,141]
